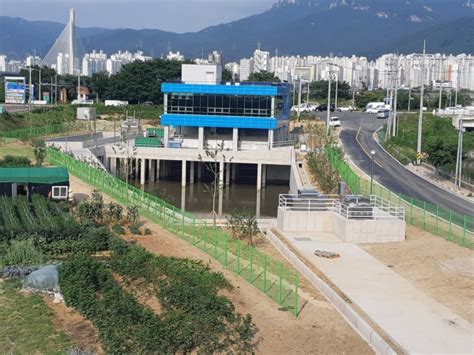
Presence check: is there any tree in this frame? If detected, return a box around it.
[246,71,280,83]
[198,142,232,226]
[309,80,351,102]
[105,59,185,104]
[426,138,457,167]
[32,140,47,166]
[222,68,233,82]
[354,90,385,109]
[226,210,259,246]
[90,72,110,101]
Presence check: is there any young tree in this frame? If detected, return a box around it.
[198,141,232,226]
[32,140,47,166]
[226,210,259,246]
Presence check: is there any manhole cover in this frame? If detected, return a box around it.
[294,237,313,242]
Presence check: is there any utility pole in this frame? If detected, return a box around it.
[438,81,443,110]
[408,80,412,113]
[326,66,332,133]
[455,85,458,107]
[307,81,310,104]
[50,77,53,104]
[335,72,339,111]
[77,70,81,102]
[455,119,464,188]
[392,55,399,137]
[55,75,58,105]
[28,66,32,112]
[416,41,426,166]
[38,69,42,101]
[297,78,302,121]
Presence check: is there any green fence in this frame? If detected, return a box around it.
[0,122,89,140]
[326,147,474,249]
[48,148,300,316]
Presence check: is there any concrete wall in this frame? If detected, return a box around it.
[277,208,333,233]
[277,208,406,244]
[182,64,222,84]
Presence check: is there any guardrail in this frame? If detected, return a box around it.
[48,148,301,316]
[279,194,405,221]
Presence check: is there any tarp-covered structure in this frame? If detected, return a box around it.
[0,167,69,198]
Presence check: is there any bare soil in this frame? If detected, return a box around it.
[360,225,474,323]
[69,175,373,354]
[43,296,103,354]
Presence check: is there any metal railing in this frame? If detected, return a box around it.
[279,194,405,221]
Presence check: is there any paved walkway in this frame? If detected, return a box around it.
[285,232,474,354]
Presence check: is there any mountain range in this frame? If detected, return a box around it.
[1,0,473,61]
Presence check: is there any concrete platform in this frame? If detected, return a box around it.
[285,232,474,354]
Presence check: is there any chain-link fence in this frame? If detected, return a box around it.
[326,147,474,249]
[0,122,89,141]
[48,148,300,316]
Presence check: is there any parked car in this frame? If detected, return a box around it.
[337,106,354,112]
[317,104,335,112]
[142,101,154,106]
[376,109,390,119]
[329,116,341,128]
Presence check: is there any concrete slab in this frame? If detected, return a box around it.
[285,232,474,354]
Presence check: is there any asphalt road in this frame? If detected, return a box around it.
[335,111,473,217]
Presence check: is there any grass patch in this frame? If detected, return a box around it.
[0,279,74,354]
[0,143,35,161]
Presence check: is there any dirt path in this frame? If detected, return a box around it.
[360,225,474,323]
[69,175,373,354]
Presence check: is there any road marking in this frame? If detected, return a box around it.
[355,118,383,168]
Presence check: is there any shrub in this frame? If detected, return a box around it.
[112,224,126,235]
[144,228,152,235]
[106,202,123,223]
[2,239,44,266]
[126,205,140,226]
[0,155,31,167]
[129,225,142,235]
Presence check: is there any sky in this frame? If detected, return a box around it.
[0,0,277,33]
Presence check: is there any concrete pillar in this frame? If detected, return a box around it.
[156,159,160,181]
[256,190,261,219]
[197,162,202,180]
[219,161,224,188]
[110,157,117,176]
[232,163,237,182]
[164,126,170,148]
[232,128,239,151]
[257,163,262,191]
[268,129,274,150]
[140,158,146,185]
[190,161,195,184]
[150,159,156,182]
[218,188,223,218]
[262,164,267,188]
[181,187,186,212]
[225,163,231,185]
[198,127,204,149]
[181,160,187,187]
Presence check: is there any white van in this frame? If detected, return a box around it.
[365,102,386,114]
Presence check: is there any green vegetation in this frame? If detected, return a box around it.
[309,80,351,102]
[0,191,256,353]
[226,210,259,246]
[0,280,74,354]
[247,70,280,83]
[384,114,474,167]
[0,155,31,167]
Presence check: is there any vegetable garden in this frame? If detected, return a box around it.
[0,193,257,353]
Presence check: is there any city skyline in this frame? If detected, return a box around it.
[0,0,276,33]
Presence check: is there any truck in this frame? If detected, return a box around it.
[365,102,387,114]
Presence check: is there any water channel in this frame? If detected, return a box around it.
[131,179,289,218]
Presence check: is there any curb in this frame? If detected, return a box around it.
[373,127,473,206]
[265,228,399,355]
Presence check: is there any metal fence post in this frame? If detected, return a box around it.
[214,226,218,259]
[224,233,229,267]
[250,246,254,282]
[410,198,414,224]
[264,255,268,293]
[192,218,196,245]
[293,273,299,317]
[462,215,467,246]
[204,220,208,250]
[436,206,440,235]
[237,239,241,275]
[423,202,426,229]
[449,211,453,241]
[278,262,283,305]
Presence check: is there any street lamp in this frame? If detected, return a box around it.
[370,150,376,195]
